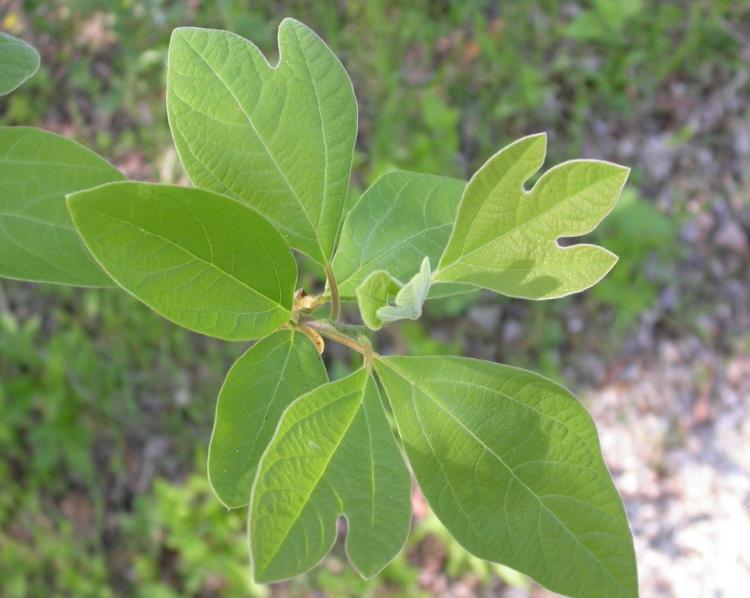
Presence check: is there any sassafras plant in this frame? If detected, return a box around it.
[0,20,637,597]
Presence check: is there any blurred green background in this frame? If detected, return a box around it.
[2,1,749,596]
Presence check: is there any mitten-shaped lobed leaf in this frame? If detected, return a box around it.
[250,368,412,582]
[209,329,328,508]
[375,356,637,598]
[333,171,465,296]
[67,182,296,340]
[0,127,125,285]
[435,133,629,299]
[0,33,39,96]
[167,19,357,264]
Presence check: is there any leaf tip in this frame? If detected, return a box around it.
[596,160,631,207]
[606,248,620,268]
[279,16,306,29]
[278,16,317,45]
[168,26,189,46]
[524,131,548,151]
[528,130,547,142]
[615,163,632,186]
[170,26,196,39]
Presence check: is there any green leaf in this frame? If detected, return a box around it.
[355,270,401,331]
[375,356,637,598]
[0,32,40,96]
[67,182,296,340]
[332,171,465,297]
[377,257,431,323]
[435,133,629,299]
[209,329,328,509]
[250,368,412,582]
[0,127,125,286]
[167,19,357,264]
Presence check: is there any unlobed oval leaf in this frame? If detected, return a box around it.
[332,170,465,297]
[0,127,125,285]
[375,355,637,598]
[250,368,412,582]
[167,19,357,264]
[0,32,40,96]
[435,133,629,299]
[67,182,296,340]
[209,329,328,509]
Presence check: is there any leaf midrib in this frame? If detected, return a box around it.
[178,33,326,262]
[254,374,367,575]
[340,222,450,291]
[437,168,622,277]
[242,334,296,473]
[87,207,290,312]
[360,391,378,528]
[291,25,329,234]
[0,158,115,171]
[425,374,596,457]
[337,177,453,291]
[0,211,75,232]
[0,219,79,279]
[452,139,542,260]
[214,333,295,448]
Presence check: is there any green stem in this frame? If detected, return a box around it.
[299,314,366,335]
[324,262,340,322]
[337,322,368,335]
[304,319,366,355]
[359,335,374,372]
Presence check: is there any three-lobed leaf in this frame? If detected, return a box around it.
[0,127,125,286]
[67,182,297,340]
[167,19,357,264]
[435,133,629,300]
[250,368,412,582]
[0,32,40,96]
[332,171,465,297]
[209,329,328,509]
[375,355,637,598]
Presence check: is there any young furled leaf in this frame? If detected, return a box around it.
[67,182,296,341]
[249,368,412,582]
[332,171,465,297]
[209,329,328,509]
[435,133,629,300]
[375,356,637,598]
[167,19,357,264]
[0,32,40,96]
[377,257,432,323]
[355,270,402,331]
[0,127,125,286]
